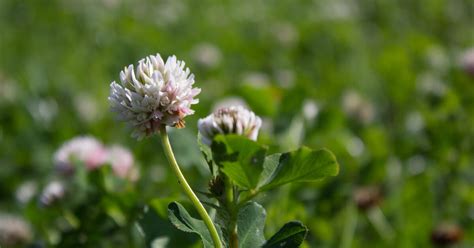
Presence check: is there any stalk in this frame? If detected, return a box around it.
[159,126,222,248]
[224,178,238,248]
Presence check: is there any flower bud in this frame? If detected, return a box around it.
[198,106,262,146]
[431,223,463,246]
[208,176,225,197]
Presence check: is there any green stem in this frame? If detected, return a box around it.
[224,177,238,248]
[159,126,222,248]
[237,189,259,208]
[339,205,357,248]
[229,218,238,248]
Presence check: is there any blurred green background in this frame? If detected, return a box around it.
[0,0,473,247]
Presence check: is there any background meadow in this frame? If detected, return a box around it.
[0,0,473,247]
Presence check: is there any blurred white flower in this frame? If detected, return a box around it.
[212,97,248,111]
[74,93,100,123]
[15,181,37,204]
[316,0,357,21]
[198,106,262,146]
[459,47,474,76]
[39,181,65,207]
[102,0,120,9]
[425,46,449,73]
[0,214,32,246]
[346,136,365,157]
[405,111,424,134]
[192,43,222,69]
[27,98,58,127]
[0,73,18,103]
[233,1,267,22]
[107,145,138,181]
[241,72,270,88]
[154,0,187,26]
[274,69,295,88]
[302,99,319,122]
[407,155,426,175]
[342,90,375,124]
[271,22,299,47]
[109,54,200,139]
[40,181,66,206]
[417,72,446,97]
[54,136,108,173]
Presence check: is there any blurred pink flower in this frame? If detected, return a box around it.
[106,145,138,181]
[54,136,108,173]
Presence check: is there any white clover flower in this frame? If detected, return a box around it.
[106,145,137,181]
[39,181,65,207]
[302,99,319,122]
[109,53,201,139]
[198,106,262,146]
[15,181,37,204]
[192,43,221,69]
[0,214,32,246]
[54,136,108,173]
[342,90,375,124]
[460,47,474,76]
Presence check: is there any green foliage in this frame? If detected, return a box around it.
[262,221,308,248]
[259,147,339,191]
[236,202,266,248]
[139,198,199,248]
[167,201,223,248]
[209,135,339,193]
[198,132,216,175]
[199,134,338,247]
[212,134,267,189]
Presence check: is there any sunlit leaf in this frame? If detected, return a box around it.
[167,201,223,248]
[138,199,197,247]
[262,221,308,248]
[237,202,266,248]
[211,135,267,189]
[259,147,339,191]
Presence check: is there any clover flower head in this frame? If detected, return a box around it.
[460,47,474,76]
[54,136,108,173]
[107,145,137,181]
[39,181,65,207]
[15,181,37,204]
[342,90,375,124]
[198,106,262,146]
[109,53,201,139]
[0,214,32,246]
